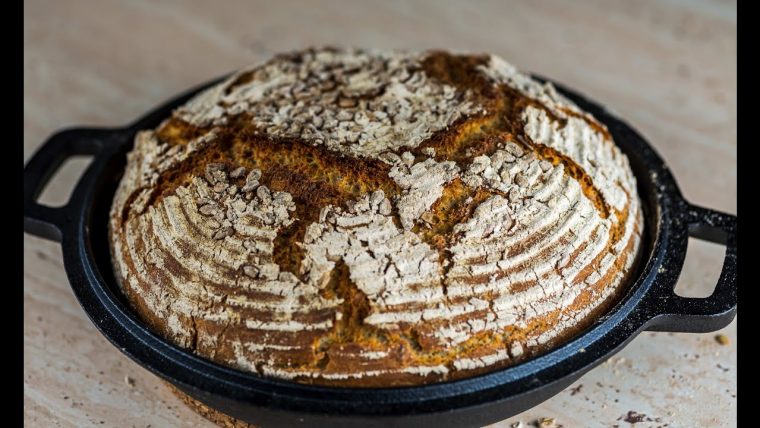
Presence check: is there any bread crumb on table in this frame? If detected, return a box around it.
[714,334,730,346]
[538,417,556,427]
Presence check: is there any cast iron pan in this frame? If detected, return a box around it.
[23,75,737,428]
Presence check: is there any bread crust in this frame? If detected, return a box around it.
[109,48,643,387]
[164,383,255,428]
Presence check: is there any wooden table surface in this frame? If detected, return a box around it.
[24,1,736,426]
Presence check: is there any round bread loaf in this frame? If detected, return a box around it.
[109,48,642,387]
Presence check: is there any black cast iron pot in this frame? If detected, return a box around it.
[23,75,737,428]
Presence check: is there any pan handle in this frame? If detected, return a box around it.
[23,128,120,242]
[645,203,737,332]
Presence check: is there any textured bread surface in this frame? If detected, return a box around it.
[109,48,643,387]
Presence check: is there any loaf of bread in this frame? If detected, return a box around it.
[109,48,642,387]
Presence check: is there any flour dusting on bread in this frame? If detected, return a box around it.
[110,48,642,386]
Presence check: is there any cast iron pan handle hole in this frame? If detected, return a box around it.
[24,128,117,242]
[674,237,726,298]
[35,155,94,207]
[644,204,736,333]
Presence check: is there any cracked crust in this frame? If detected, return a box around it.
[109,48,643,387]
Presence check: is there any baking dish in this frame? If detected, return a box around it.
[23,75,737,428]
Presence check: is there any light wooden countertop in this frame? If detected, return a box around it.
[24,1,736,426]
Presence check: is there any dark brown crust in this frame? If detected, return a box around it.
[165,382,256,428]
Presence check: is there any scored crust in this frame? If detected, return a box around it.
[109,48,643,387]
